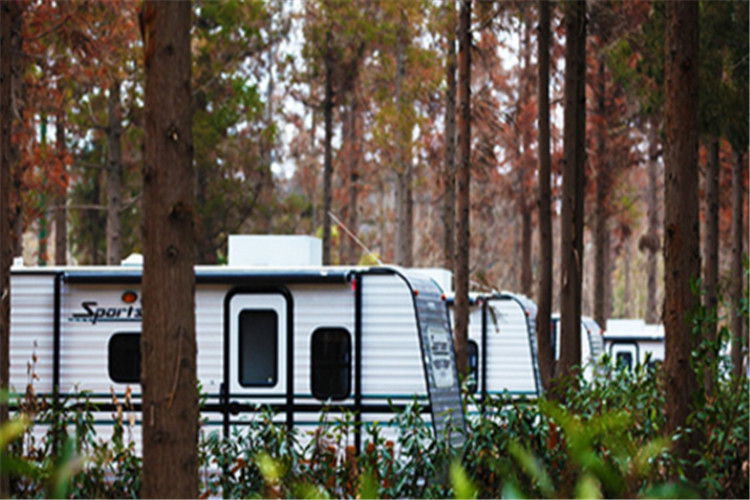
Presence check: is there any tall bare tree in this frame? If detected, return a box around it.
[1,2,24,496]
[663,0,700,481]
[55,104,67,265]
[702,136,720,396]
[322,29,334,265]
[555,0,586,389]
[730,148,746,377]
[593,58,611,331]
[442,0,457,274]
[536,0,553,389]
[453,0,471,376]
[519,10,534,298]
[140,1,198,497]
[643,117,661,324]
[394,15,413,267]
[106,79,123,265]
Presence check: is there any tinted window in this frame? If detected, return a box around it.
[616,352,633,371]
[467,340,479,394]
[311,328,351,400]
[239,309,278,387]
[109,333,141,383]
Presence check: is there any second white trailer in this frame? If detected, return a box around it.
[449,292,543,399]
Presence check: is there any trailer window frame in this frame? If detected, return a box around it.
[238,309,279,387]
[467,339,479,394]
[311,327,351,401]
[108,332,141,384]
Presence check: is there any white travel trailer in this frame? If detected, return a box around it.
[9,237,466,450]
[604,319,665,370]
[550,314,605,378]
[448,292,543,399]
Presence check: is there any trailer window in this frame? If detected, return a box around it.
[467,340,479,393]
[239,309,278,387]
[109,333,141,383]
[616,352,633,371]
[311,328,351,401]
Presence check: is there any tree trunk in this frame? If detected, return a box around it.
[141,2,198,497]
[322,31,334,265]
[443,0,457,274]
[645,117,660,324]
[453,0,471,377]
[38,116,49,266]
[310,107,318,234]
[8,6,23,260]
[1,2,24,496]
[731,147,746,377]
[703,136,720,395]
[394,22,413,267]
[106,79,123,265]
[555,0,586,388]
[536,0,554,389]
[520,11,533,298]
[664,0,701,481]
[346,92,360,265]
[55,105,67,265]
[623,231,632,317]
[593,59,611,330]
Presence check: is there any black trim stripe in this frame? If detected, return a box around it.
[481,299,489,404]
[57,269,353,285]
[354,272,363,452]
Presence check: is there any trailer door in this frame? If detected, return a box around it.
[609,341,639,371]
[226,292,291,426]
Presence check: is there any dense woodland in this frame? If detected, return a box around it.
[0,0,748,498]
[0,0,744,315]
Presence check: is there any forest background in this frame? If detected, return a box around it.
[3,0,748,325]
[1,0,748,497]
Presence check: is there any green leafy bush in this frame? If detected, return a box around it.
[3,349,747,499]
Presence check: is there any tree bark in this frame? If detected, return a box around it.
[322,31,334,265]
[519,11,533,298]
[394,21,413,267]
[1,2,24,496]
[106,79,123,265]
[346,92,360,265]
[141,1,198,497]
[645,117,660,324]
[731,147,746,377]
[38,116,49,266]
[453,0,471,377]
[443,0,457,274]
[55,106,67,265]
[8,6,23,260]
[556,0,586,388]
[536,0,554,389]
[623,230,632,317]
[593,59,611,330]
[664,0,701,481]
[703,136,720,395]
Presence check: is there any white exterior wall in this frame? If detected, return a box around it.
[360,274,427,399]
[479,299,537,395]
[9,273,56,394]
[9,268,434,449]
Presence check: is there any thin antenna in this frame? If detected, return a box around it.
[328,211,384,266]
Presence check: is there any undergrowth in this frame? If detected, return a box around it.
[2,359,747,499]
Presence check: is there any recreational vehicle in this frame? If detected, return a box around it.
[447,292,543,400]
[8,236,466,450]
[604,319,665,370]
[550,314,605,379]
